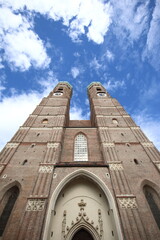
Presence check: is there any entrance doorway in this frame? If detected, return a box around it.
[72,229,94,240]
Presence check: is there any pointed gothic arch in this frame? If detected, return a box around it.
[68,225,97,240]
[143,185,160,229]
[0,185,20,237]
[43,169,123,240]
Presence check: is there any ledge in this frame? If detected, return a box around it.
[54,162,109,168]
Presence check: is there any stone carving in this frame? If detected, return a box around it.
[142,142,154,148]
[98,209,103,238]
[6,143,19,148]
[103,143,115,147]
[20,127,30,130]
[26,199,45,211]
[109,163,123,171]
[39,166,53,173]
[118,197,137,209]
[131,127,140,130]
[62,210,67,237]
[62,200,103,239]
[78,199,87,208]
[47,143,59,148]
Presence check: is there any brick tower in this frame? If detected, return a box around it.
[0,82,160,240]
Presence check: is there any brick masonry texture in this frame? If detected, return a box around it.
[0,82,160,240]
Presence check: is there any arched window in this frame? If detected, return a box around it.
[74,134,88,161]
[42,118,48,124]
[144,185,160,229]
[0,186,19,236]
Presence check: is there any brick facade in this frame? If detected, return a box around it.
[0,82,160,240]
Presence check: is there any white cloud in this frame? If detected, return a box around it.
[111,0,149,42]
[0,7,50,71]
[69,0,112,43]
[85,98,89,106]
[73,52,80,57]
[110,0,160,70]
[104,79,125,92]
[105,50,114,61]
[4,29,50,71]
[1,0,112,44]
[0,59,4,69]
[0,73,58,151]
[71,67,80,79]
[90,57,102,70]
[142,0,160,70]
[140,79,160,104]
[0,72,6,99]
[133,112,160,151]
[70,105,85,120]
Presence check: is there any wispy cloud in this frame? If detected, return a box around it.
[133,111,160,150]
[103,78,126,92]
[0,72,58,151]
[111,0,149,42]
[71,67,80,79]
[102,50,114,62]
[109,0,160,70]
[142,0,160,70]
[140,78,160,104]
[90,57,102,71]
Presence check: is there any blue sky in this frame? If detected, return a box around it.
[0,0,160,151]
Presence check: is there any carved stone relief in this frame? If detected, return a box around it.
[141,142,154,147]
[6,143,19,148]
[109,163,123,171]
[131,127,140,130]
[62,199,103,240]
[39,165,53,173]
[47,143,59,148]
[26,198,45,211]
[103,143,115,148]
[118,197,137,209]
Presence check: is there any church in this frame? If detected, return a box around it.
[0,81,160,240]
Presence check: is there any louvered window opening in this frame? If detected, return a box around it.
[74,134,88,161]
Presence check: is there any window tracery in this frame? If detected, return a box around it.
[74,134,88,161]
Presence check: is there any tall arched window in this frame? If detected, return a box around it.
[74,134,88,161]
[0,186,19,237]
[144,185,160,229]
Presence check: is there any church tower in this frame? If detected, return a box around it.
[0,82,160,240]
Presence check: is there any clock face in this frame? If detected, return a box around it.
[97,92,106,97]
[53,92,63,96]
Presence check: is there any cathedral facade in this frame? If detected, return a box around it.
[0,82,160,240]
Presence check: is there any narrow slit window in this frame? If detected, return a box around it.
[74,134,88,161]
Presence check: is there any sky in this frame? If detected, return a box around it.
[0,0,160,151]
